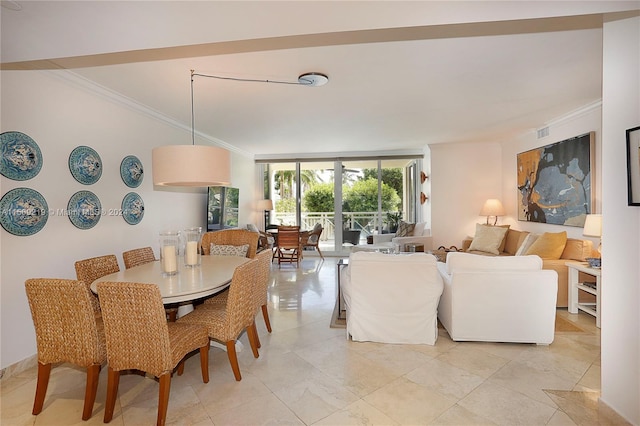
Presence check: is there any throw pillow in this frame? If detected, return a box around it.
[210,243,249,257]
[524,231,567,259]
[515,233,539,256]
[467,223,509,255]
[561,238,594,261]
[395,221,416,237]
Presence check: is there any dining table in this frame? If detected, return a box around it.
[90,254,250,305]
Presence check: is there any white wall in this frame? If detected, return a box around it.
[0,70,255,370]
[600,15,640,425]
[429,142,503,248]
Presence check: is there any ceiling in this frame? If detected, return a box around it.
[2,1,639,159]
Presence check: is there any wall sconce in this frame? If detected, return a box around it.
[420,171,428,184]
[420,192,428,204]
[479,199,505,225]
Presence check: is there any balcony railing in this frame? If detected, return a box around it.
[272,211,394,242]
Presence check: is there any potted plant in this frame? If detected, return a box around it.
[386,211,402,233]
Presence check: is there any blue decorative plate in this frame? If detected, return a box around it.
[67,190,101,229]
[120,155,144,188]
[69,146,102,185]
[0,187,49,236]
[0,132,43,181]
[121,192,144,225]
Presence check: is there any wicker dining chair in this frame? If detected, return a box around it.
[122,247,179,322]
[200,229,259,258]
[122,246,156,269]
[176,258,260,381]
[74,254,120,315]
[25,278,107,421]
[97,281,210,426]
[201,249,274,334]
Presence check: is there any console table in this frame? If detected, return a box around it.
[567,262,601,328]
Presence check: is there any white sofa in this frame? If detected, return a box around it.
[437,252,558,344]
[341,251,443,345]
[369,221,432,251]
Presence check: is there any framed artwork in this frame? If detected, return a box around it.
[517,131,595,227]
[626,126,640,206]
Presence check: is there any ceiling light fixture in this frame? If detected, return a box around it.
[152,69,328,187]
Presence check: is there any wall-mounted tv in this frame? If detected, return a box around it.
[207,186,239,231]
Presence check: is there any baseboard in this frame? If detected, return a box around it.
[0,354,38,380]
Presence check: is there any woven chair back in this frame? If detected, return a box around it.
[225,258,260,337]
[254,249,273,307]
[74,254,120,313]
[25,278,106,366]
[201,229,259,258]
[122,247,156,269]
[96,282,172,377]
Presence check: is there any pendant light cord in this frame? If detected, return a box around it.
[192,71,311,86]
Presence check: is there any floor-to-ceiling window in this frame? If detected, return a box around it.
[260,157,422,256]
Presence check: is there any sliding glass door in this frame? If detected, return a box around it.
[261,157,422,256]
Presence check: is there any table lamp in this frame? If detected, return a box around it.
[257,199,273,230]
[583,214,602,254]
[479,199,505,225]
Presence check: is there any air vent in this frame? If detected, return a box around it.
[537,127,549,139]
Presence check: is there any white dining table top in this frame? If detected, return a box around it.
[91,254,250,304]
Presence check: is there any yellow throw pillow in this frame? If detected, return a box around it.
[525,231,568,259]
[468,224,509,255]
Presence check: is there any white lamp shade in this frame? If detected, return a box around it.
[583,214,602,237]
[152,145,230,187]
[257,199,273,210]
[479,199,505,216]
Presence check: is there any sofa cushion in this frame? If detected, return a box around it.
[446,251,543,274]
[515,233,539,256]
[210,243,249,257]
[468,224,509,255]
[561,238,594,261]
[396,220,415,237]
[504,229,529,255]
[525,231,567,259]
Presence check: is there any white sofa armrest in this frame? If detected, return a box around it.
[372,233,395,244]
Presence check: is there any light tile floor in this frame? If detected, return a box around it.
[0,257,630,425]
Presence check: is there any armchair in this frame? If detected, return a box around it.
[437,252,558,344]
[341,251,444,345]
[371,221,432,251]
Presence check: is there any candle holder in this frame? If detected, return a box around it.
[183,227,202,267]
[159,231,180,276]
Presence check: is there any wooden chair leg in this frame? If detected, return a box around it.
[82,363,101,420]
[316,246,324,259]
[32,362,51,415]
[226,340,241,381]
[177,360,185,376]
[247,322,260,358]
[104,367,120,423]
[167,309,177,322]
[199,345,210,383]
[157,373,171,426]
[262,304,272,333]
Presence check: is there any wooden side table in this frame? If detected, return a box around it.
[567,262,601,328]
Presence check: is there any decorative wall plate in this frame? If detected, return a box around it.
[0,131,43,181]
[121,192,144,225]
[120,155,144,188]
[67,190,101,229]
[0,187,49,236]
[69,146,102,185]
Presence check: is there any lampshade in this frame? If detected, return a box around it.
[152,145,230,187]
[257,199,273,210]
[583,214,602,237]
[479,199,505,217]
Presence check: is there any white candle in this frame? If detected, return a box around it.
[162,245,177,273]
[185,241,198,265]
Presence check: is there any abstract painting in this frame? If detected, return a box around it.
[517,132,595,227]
[626,126,640,206]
